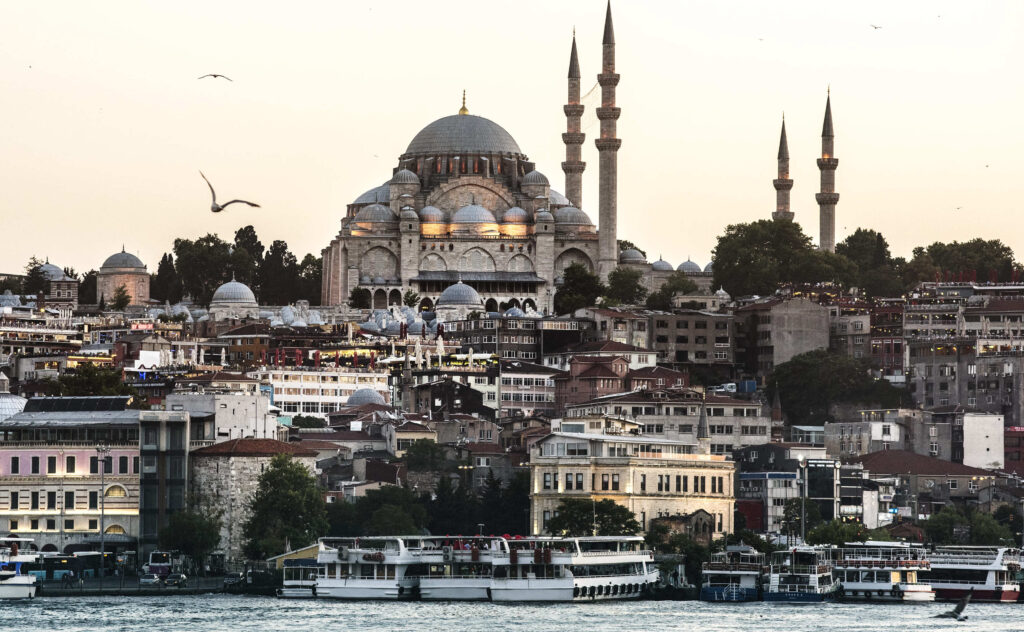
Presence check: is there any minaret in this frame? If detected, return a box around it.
[561,32,586,209]
[816,90,839,252]
[772,116,794,221]
[596,1,621,281]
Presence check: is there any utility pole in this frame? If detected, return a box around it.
[96,443,110,589]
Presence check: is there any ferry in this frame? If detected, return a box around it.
[314,536,420,599]
[763,547,840,603]
[920,546,1021,603]
[278,558,319,598]
[832,542,934,602]
[411,536,506,601]
[490,537,574,602]
[699,544,763,602]
[0,538,38,599]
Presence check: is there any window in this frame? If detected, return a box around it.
[119,456,129,474]
[46,518,55,531]
[676,475,682,492]
[31,456,39,474]
[47,491,56,509]
[576,473,584,490]
[565,473,574,490]
[88,519,98,530]
[948,480,958,490]
[31,492,39,510]
[640,474,646,492]
[602,474,609,491]
[65,491,74,509]
[543,473,552,490]
[64,519,74,531]
[10,456,19,474]
[89,491,98,510]
[47,456,56,474]
[611,474,619,491]
[10,491,19,509]
[66,456,75,474]
[133,457,139,474]
[90,457,98,474]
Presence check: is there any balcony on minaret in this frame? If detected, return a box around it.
[817,157,839,169]
[773,179,793,191]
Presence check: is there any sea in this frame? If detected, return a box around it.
[1,596,1018,632]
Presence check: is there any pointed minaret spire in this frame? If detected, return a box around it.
[562,31,586,209]
[816,89,839,252]
[696,396,711,455]
[772,115,794,222]
[603,0,615,45]
[596,0,621,282]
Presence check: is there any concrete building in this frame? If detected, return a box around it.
[138,410,190,560]
[543,340,656,372]
[735,297,830,381]
[829,301,870,360]
[166,383,281,447]
[248,366,390,418]
[649,310,735,374]
[97,249,150,307]
[498,360,562,418]
[733,443,840,533]
[443,314,594,362]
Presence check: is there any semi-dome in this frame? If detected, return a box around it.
[677,259,703,275]
[619,249,646,264]
[652,258,674,272]
[400,207,419,220]
[211,279,257,305]
[553,206,592,225]
[437,281,484,307]
[419,206,445,223]
[403,114,523,157]
[390,169,420,185]
[353,183,390,205]
[549,190,570,206]
[355,204,397,223]
[347,388,386,407]
[502,207,528,224]
[703,261,714,274]
[39,262,68,281]
[101,249,145,270]
[451,204,497,224]
[522,170,549,186]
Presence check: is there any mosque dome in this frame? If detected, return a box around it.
[353,183,390,205]
[400,207,419,221]
[553,206,592,226]
[355,203,397,223]
[39,262,68,281]
[677,260,703,275]
[347,388,386,407]
[535,210,555,223]
[390,169,420,185]
[437,281,484,307]
[715,287,731,300]
[619,249,646,264]
[522,170,549,186]
[0,291,19,307]
[504,306,526,317]
[451,204,496,224]
[101,249,146,270]
[703,261,714,275]
[0,372,27,422]
[652,258,674,272]
[502,207,528,224]
[549,190,570,206]
[419,206,445,223]
[403,114,523,158]
[211,279,257,305]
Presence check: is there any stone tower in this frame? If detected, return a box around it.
[772,116,794,222]
[596,1,621,281]
[561,32,586,209]
[816,91,839,252]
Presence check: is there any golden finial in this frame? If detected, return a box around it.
[458,90,469,115]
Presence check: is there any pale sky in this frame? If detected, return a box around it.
[1,0,1022,275]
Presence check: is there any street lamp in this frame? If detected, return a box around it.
[96,443,110,588]
[58,448,65,554]
[797,455,807,544]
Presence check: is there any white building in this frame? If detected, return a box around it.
[963,412,1004,470]
[166,387,282,447]
[247,366,391,419]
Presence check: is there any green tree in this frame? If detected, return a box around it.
[781,497,822,538]
[403,440,446,472]
[260,240,299,305]
[298,253,322,305]
[22,256,48,296]
[110,284,131,311]
[326,500,360,537]
[151,253,182,303]
[428,475,480,535]
[925,238,1016,282]
[836,229,903,297]
[652,532,710,585]
[158,509,222,565]
[366,504,419,535]
[233,225,265,262]
[78,270,98,304]
[173,234,232,305]
[291,415,326,428]
[553,263,604,315]
[242,454,327,559]
[806,519,880,546]
[969,512,1013,546]
[604,266,647,306]
[646,272,699,310]
[354,486,428,535]
[228,244,258,287]
[617,239,646,259]
[349,287,371,309]
[403,289,421,307]
[52,364,137,398]
[545,499,641,536]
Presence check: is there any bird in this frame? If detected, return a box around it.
[198,74,232,81]
[870,24,882,29]
[199,172,260,213]
[934,587,972,621]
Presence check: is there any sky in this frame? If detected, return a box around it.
[1,0,1022,276]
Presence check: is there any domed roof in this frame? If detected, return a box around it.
[535,210,554,223]
[451,204,496,224]
[522,170,549,186]
[211,279,257,305]
[704,261,714,274]
[553,206,592,225]
[715,286,731,299]
[390,169,420,185]
[353,183,390,205]
[0,290,19,307]
[502,207,528,224]
[400,207,419,220]
[0,372,27,421]
[101,249,146,270]
[355,203,397,223]
[419,206,445,223]
[437,281,484,307]
[652,258,674,272]
[347,388,386,407]
[39,262,68,281]
[677,259,703,275]
[619,249,646,264]
[549,190,570,206]
[403,114,523,157]
[504,307,526,317]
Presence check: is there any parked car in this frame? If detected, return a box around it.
[166,573,187,587]
[223,572,243,586]
[139,574,162,586]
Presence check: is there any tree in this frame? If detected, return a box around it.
[428,475,480,535]
[403,289,421,307]
[403,439,446,472]
[228,244,258,287]
[349,287,371,309]
[922,505,1011,546]
[781,497,822,538]
[260,240,299,305]
[234,225,265,262]
[646,272,699,310]
[545,499,641,536]
[242,454,327,559]
[173,234,232,305]
[159,509,222,564]
[78,270,98,304]
[110,284,131,311]
[366,504,419,536]
[604,266,647,306]
[52,363,137,398]
[291,415,326,428]
[151,253,182,303]
[836,229,903,297]
[925,238,1016,283]
[22,256,48,296]
[617,239,646,259]
[806,519,881,546]
[297,253,322,305]
[553,263,604,315]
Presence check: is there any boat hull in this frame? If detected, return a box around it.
[277,586,315,599]
[699,586,759,602]
[419,578,491,601]
[490,578,574,602]
[0,581,37,600]
[933,586,1019,603]
[314,579,415,600]
[764,588,839,603]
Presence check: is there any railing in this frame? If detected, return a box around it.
[189,440,215,449]
[0,440,137,448]
[834,559,929,569]
[578,550,652,558]
[771,565,832,575]
[703,562,762,572]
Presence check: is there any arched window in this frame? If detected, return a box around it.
[105,485,128,498]
[105,524,126,535]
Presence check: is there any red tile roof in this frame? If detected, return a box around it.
[462,441,504,454]
[560,340,646,353]
[848,450,992,476]
[191,438,317,457]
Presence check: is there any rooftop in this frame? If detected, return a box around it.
[847,450,993,477]
[191,438,318,458]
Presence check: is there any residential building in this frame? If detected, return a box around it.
[498,360,562,418]
[248,366,390,418]
[648,310,735,375]
[138,410,190,561]
[735,297,830,381]
[542,340,656,372]
[574,307,649,348]
[166,382,282,447]
[732,443,838,534]
[828,301,870,360]
[443,314,594,361]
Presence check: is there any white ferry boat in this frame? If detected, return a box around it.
[832,542,934,602]
[278,558,319,598]
[0,538,38,599]
[920,546,1021,603]
[490,537,574,602]
[314,536,419,599]
[763,547,840,603]
[699,544,764,602]
[411,536,507,600]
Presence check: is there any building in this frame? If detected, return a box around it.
[138,410,190,560]
[38,261,78,312]
[0,371,27,421]
[735,297,830,381]
[543,340,656,372]
[828,301,870,360]
[648,310,735,375]
[411,377,493,421]
[443,314,594,362]
[97,249,150,307]
[733,443,840,533]
[530,431,735,536]
[248,366,390,419]
[498,360,562,418]
[165,381,282,447]
[553,356,687,413]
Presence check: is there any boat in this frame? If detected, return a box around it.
[489,537,574,602]
[763,546,840,602]
[411,536,506,601]
[0,538,38,599]
[699,544,763,602]
[314,536,420,600]
[832,542,934,602]
[919,546,1021,603]
[278,558,319,598]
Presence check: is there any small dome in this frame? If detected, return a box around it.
[372,276,386,285]
[553,206,592,226]
[652,258,674,272]
[549,190,570,206]
[101,250,146,270]
[211,279,257,305]
[437,281,484,307]
[0,290,19,307]
[677,259,703,275]
[291,319,308,328]
[390,169,420,185]
[502,207,528,224]
[704,261,714,275]
[522,170,549,186]
[419,206,445,223]
[347,388,386,407]
[535,210,555,223]
[619,249,646,264]
[353,183,390,205]
[400,207,419,220]
[451,204,496,224]
[504,307,526,317]
[715,286,731,299]
[39,262,68,281]
[355,204,397,223]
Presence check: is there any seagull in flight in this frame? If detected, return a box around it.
[870,24,882,29]
[200,172,260,213]
[198,73,232,81]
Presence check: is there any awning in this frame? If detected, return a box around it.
[410,271,546,283]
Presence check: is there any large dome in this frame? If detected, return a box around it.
[619,249,646,264]
[451,204,497,224]
[355,204,397,223]
[437,281,484,307]
[211,279,257,305]
[553,206,593,226]
[101,249,146,270]
[677,260,703,275]
[39,262,68,281]
[347,388,386,407]
[403,114,523,157]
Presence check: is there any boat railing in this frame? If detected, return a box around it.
[771,564,832,575]
[833,559,930,569]
[923,578,995,586]
[702,562,763,572]
[929,555,1003,567]
[578,550,652,558]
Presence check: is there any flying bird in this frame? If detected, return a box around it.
[198,74,232,81]
[870,24,882,29]
[934,588,972,621]
[200,172,260,213]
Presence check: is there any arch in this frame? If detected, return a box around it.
[507,298,521,309]
[555,248,594,275]
[458,248,496,273]
[425,175,516,212]
[41,543,58,552]
[523,298,537,312]
[506,254,534,273]
[484,298,498,312]
[419,297,434,311]
[359,247,399,279]
[104,484,128,498]
[373,289,387,309]
[388,289,402,306]
[420,253,447,272]
[104,524,126,535]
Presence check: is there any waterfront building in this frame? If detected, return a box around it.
[165,376,283,446]
[138,409,190,561]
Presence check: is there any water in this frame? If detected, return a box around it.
[1,596,1018,631]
